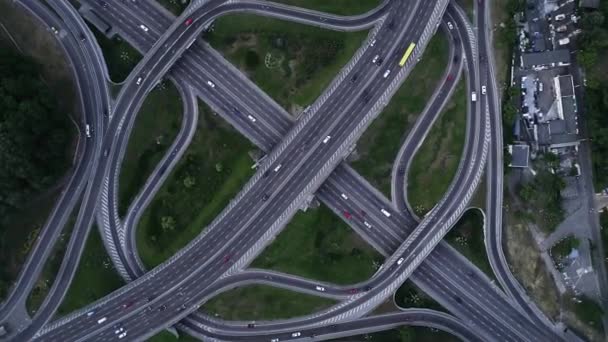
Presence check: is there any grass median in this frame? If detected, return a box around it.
[136,102,255,268]
[351,32,449,197]
[206,15,368,111]
[203,285,335,321]
[407,79,467,216]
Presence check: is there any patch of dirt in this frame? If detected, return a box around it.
[226,33,258,54]
[504,220,561,319]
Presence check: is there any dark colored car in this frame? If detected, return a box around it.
[121,301,134,309]
[247,323,255,328]
[158,304,167,311]
[262,193,269,201]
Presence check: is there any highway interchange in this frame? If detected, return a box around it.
[0,0,583,341]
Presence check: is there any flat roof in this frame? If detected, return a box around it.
[522,50,570,68]
[509,145,530,168]
[558,75,575,97]
[580,0,600,9]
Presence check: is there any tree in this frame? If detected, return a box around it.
[183,175,196,188]
[160,216,176,232]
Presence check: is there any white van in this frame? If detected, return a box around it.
[85,124,91,138]
[380,208,391,217]
[97,317,107,324]
[273,164,282,172]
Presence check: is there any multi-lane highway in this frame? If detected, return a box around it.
[0,0,575,341]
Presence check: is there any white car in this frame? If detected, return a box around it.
[397,257,405,265]
[291,332,301,337]
[370,39,376,47]
[85,124,91,138]
[481,85,487,95]
[322,135,331,144]
[273,164,282,172]
[363,221,372,229]
[136,77,142,85]
[447,21,454,30]
[315,286,326,292]
[114,327,124,334]
[86,310,95,317]
[383,69,391,78]
[207,80,215,88]
[340,193,348,200]
[271,339,280,342]
[97,317,107,324]
[139,24,149,32]
[118,332,127,339]
[247,115,257,122]
[372,54,380,64]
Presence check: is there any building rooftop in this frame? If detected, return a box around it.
[580,0,600,9]
[509,144,530,168]
[522,50,571,69]
[558,74,575,97]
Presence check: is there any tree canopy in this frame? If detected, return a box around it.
[0,48,71,217]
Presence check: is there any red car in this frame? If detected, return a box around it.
[343,211,352,219]
[349,289,359,294]
[447,74,453,81]
[185,18,194,26]
[223,254,232,263]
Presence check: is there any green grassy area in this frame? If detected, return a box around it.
[253,204,383,285]
[407,79,467,216]
[446,208,495,278]
[137,102,255,268]
[456,0,475,22]
[566,295,605,334]
[90,26,140,82]
[394,281,445,312]
[203,285,335,321]
[330,327,460,342]
[273,0,380,15]
[57,227,124,315]
[351,33,449,197]
[550,235,580,271]
[206,15,368,110]
[118,83,182,215]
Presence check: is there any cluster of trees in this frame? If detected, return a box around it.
[578,4,608,189]
[0,49,71,218]
[518,169,565,233]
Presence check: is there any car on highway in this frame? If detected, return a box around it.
[247,323,255,328]
[136,77,142,85]
[247,115,257,122]
[121,301,134,309]
[262,193,269,202]
[97,317,107,324]
[185,18,193,26]
[370,39,376,47]
[223,254,232,263]
[363,221,372,229]
[481,85,487,95]
[383,69,391,78]
[273,164,282,172]
[158,304,167,311]
[380,208,391,217]
[340,193,348,200]
[348,288,359,294]
[85,124,91,138]
[397,257,405,265]
[118,332,127,339]
[86,310,95,317]
[315,285,326,292]
[114,327,124,334]
[372,54,383,65]
[343,211,352,219]
[447,74,453,81]
[447,21,454,30]
[291,332,301,337]
[50,26,58,35]
[271,339,279,342]
[139,24,149,32]
[350,73,359,83]
[322,135,331,144]
[207,80,215,88]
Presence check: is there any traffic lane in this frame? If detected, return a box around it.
[184,309,484,342]
[38,1,428,340]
